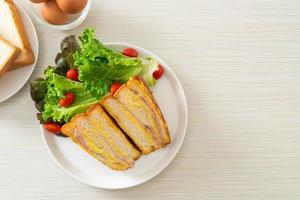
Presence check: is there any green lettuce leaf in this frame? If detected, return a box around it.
[30,28,159,124]
[41,67,98,123]
[73,28,143,99]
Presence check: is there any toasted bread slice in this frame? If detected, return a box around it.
[61,121,75,138]
[101,94,156,154]
[87,104,141,160]
[0,0,34,70]
[62,105,141,171]
[62,120,128,170]
[114,85,162,148]
[0,37,20,76]
[68,114,133,170]
[127,77,171,145]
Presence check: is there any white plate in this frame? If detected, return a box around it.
[0,3,39,102]
[41,43,188,189]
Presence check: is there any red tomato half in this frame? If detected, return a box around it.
[59,92,75,107]
[123,48,138,57]
[153,64,164,80]
[110,82,122,94]
[44,123,61,134]
[66,68,79,81]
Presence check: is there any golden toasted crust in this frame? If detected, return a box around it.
[127,77,171,145]
[61,121,75,137]
[5,0,34,70]
[0,37,20,76]
[99,93,112,105]
[113,84,125,97]
[61,113,85,137]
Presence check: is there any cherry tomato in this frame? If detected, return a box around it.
[153,64,164,80]
[44,123,61,134]
[66,68,79,81]
[59,92,75,107]
[110,82,122,94]
[123,48,138,57]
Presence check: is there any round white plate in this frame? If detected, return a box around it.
[0,3,39,102]
[41,43,188,189]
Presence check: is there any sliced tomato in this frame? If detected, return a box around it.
[66,68,79,81]
[110,82,122,94]
[122,48,138,57]
[153,64,164,80]
[44,123,61,134]
[59,92,75,107]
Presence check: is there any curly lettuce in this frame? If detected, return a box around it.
[73,28,143,98]
[31,67,98,123]
[30,28,159,124]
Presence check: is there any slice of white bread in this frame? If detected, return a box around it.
[0,37,20,76]
[0,0,34,70]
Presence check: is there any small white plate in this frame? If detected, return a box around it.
[0,3,39,102]
[41,43,188,189]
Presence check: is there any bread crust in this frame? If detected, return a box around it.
[4,0,34,70]
[0,37,20,75]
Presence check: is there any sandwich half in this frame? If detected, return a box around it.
[114,84,162,149]
[126,77,171,145]
[101,76,171,154]
[101,94,157,154]
[62,104,140,171]
[86,104,141,160]
[0,0,34,70]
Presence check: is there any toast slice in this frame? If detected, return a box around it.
[0,0,34,70]
[63,114,133,170]
[0,37,20,76]
[62,104,141,171]
[87,104,141,160]
[101,94,156,154]
[127,77,171,145]
[114,85,162,149]
[63,120,126,170]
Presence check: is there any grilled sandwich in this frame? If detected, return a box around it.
[101,76,171,154]
[62,104,140,170]
[126,77,171,145]
[101,93,157,154]
[62,76,170,170]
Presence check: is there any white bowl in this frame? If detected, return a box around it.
[40,43,188,189]
[29,0,91,30]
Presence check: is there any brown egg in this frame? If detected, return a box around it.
[41,0,69,25]
[56,0,87,14]
[30,0,49,3]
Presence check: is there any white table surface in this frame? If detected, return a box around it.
[1,0,300,199]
